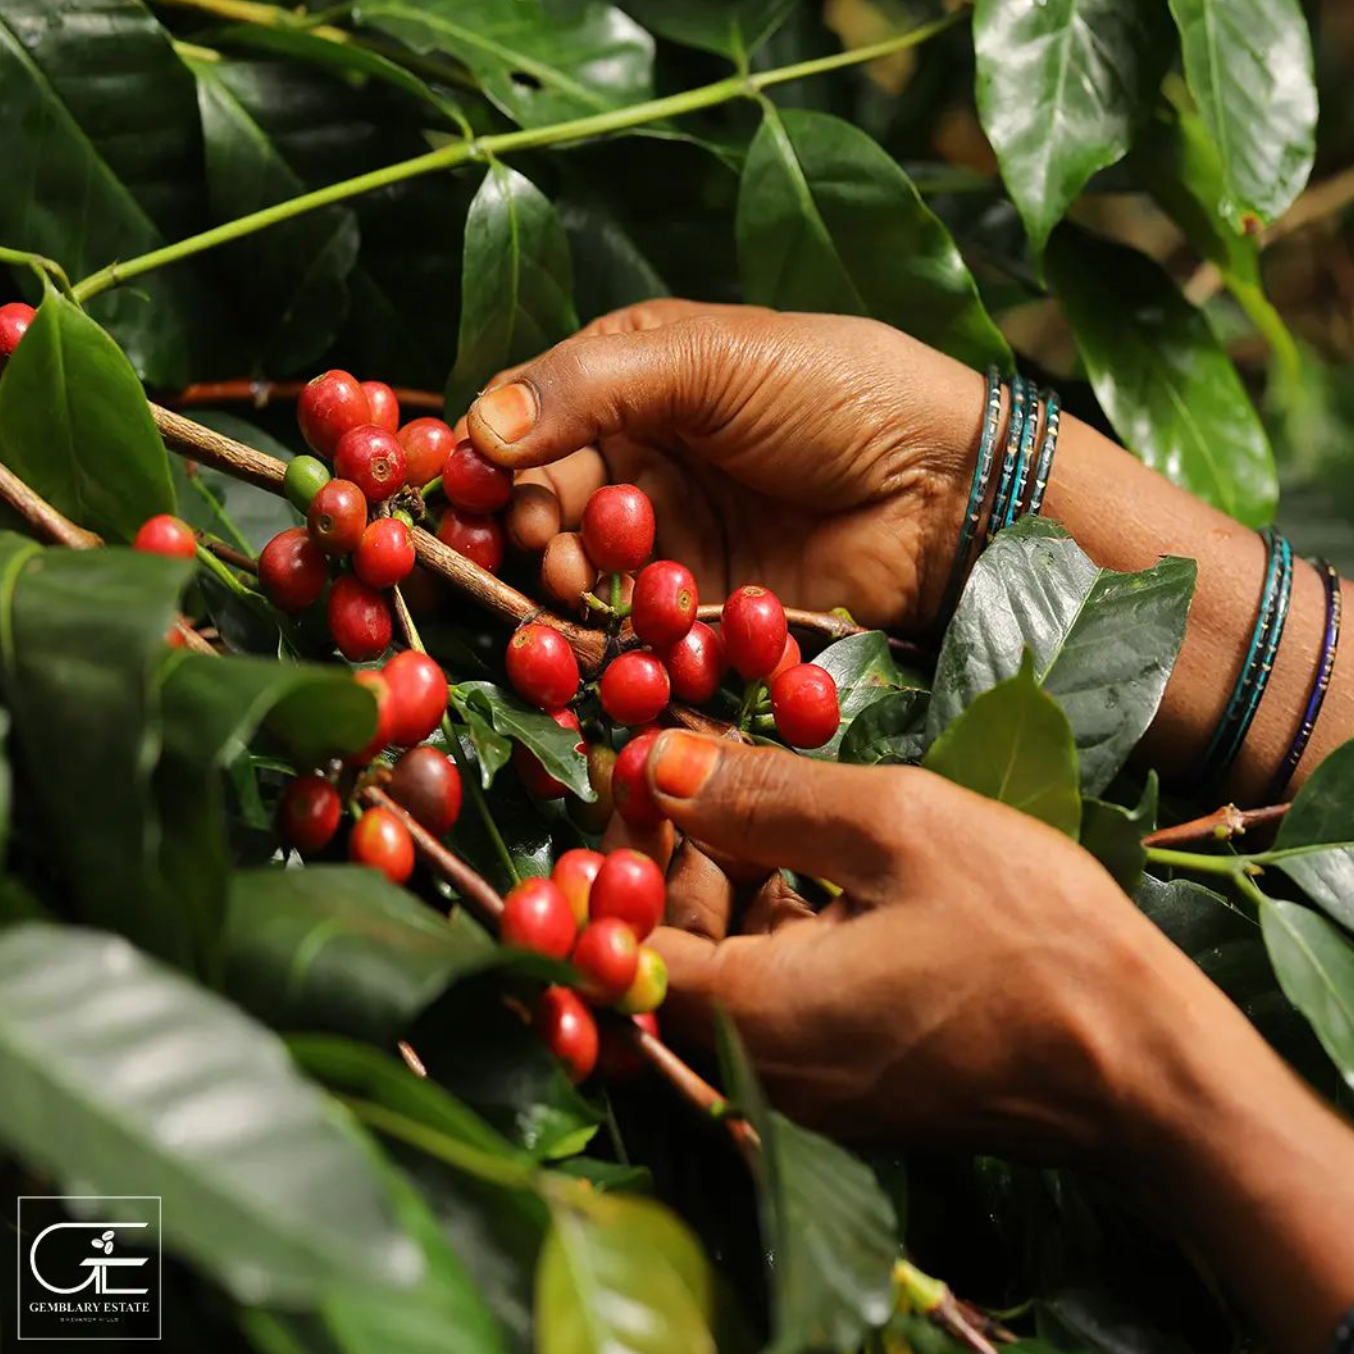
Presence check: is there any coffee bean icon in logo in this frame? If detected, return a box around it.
[90,1229,116,1255]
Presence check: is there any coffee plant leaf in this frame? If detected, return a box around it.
[1080,775,1158,892]
[559,197,671,326]
[1270,738,1354,931]
[803,629,925,760]
[618,0,797,58]
[838,688,930,766]
[454,681,594,800]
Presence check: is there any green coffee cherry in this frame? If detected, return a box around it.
[284,454,331,513]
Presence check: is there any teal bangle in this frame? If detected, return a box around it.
[986,375,1028,544]
[939,367,1004,620]
[1001,384,1042,532]
[1024,389,1059,519]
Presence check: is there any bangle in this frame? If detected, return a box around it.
[1267,559,1342,801]
[1023,389,1060,519]
[939,366,1004,620]
[1005,385,1043,530]
[986,375,1029,544]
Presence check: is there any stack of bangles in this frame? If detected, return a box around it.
[945,366,1344,800]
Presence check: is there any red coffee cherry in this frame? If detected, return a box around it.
[770,662,840,749]
[0,301,36,360]
[349,670,397,764]
[611,731,664,827]
[277,773,341,855]
[258,526,328,613]
[298,370,370,458]
[541,532,595,611]
[308,479,368,556]
[617,945,668,1015]
[437,508,505,574]
[133,514,196,559]
[768,633,801,683]
[327,575,392,661]
[599,650,670,726]
[387,745,462,835]
[597,1011,659,1081]
[722,585,788,680]
[590,846,665,939]
[506,623,579,709]
[502,877,577,959]
[659,622,725,704]
[334,426,407,503]
[354,517,415,589]
[535,985,598,1083]
[360,380,400,433]
[442,438,512,514]
[581,484,655,574]
[514,708,583,800]
[632,561,698,648]
[381,649,448,746]
[571,917,639,1003]
[349,807,415,884]
[552,847,606,927]
[397,417,456,487]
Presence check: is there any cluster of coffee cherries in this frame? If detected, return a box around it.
[505,846,667,1082]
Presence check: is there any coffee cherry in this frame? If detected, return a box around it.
[387,745,462,835]
[354,517,415,589]
[360,380,400,433]
[327,575,392,661]
[722,585,788,680]
[0,301,35,360]
[258,526,328,612]
[382,649,448,746]
[616,945,668,1015]
[133,513,196,559]
[284,454,331,512]
[308,479,368,556]
[278,773,341,854]
[597,1011,659,1080]
[541,532,595,611]
[571,917,639,1002]
[770,663,840,749]
[514,708,582,800]
[506,623,579,709]
[334,426,407,503]
[298,370,370,458]
[442,438,512,514]
[567,744,616,834]
[502,877,577,959]
[437,507,505,574]
[552,847,606,927]
[660,622,724,704]
[581,484,654,573]
[349,807,415,884]
[599,651,670,726]
[768,633,801,682]
[349,670,397,764]
[397,417,456,487]
[632,561,698,648]
[591,846,665,939]
[611,731,663,827]
[535,986,598,1083]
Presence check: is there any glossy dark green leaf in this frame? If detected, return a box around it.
[454,681,593,800]
[1046,227,1277,525]
[1167,0,1316,230]
[1035,1289,1194,1354]
[1081,776,1157,891]
[837,689,930,766]
[716,1013,896,1354]
[618,0,795,58]
[925,652,1082,837]
[1269,738,1354,931]
[0,922,422,1305]
[928,520,1195,795]
[0,290,176,540]
[804,630,923,761]
[560,198,670,325]
[973,0,1170,260]
[737,107,1009,370]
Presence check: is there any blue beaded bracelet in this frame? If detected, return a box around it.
[986,375,1029,544]
[939,367,1004,619]
[1024,390,1060,519]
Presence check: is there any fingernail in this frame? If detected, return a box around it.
[474,382,537,444]
[650,731,721,800]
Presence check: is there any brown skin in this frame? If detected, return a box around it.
[467,302,1354,1353]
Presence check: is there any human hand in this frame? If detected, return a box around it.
[463,300,984,629]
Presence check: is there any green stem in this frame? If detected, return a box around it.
[443,715,522,888]
[71,12,962,302]
[194,541,255,600]
[737,679,765,731]
[1143,846,1246,877]
[0,246,74,299]
[188,476,253,555]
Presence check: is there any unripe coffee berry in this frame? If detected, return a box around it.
[298,370,370,458]
[506,623,579,710]
[617,945,668,1015]
[571,917,639,1003]
[502,877,577,959]
[349,807,415,883]
[284,454,331,512]
[277,773,341,855]
[442,438,512,514]
[535,986,598,1083]
[387,745,462,835]
[660,622,725,704]
[599,651,670,726]
[722,585,788,680]
[259,526,328,612]
[334,426,407,502]
[632,561,698,648]
[0,301,35,359]
[327,575,392,661]
[567,744,616,833]
[308,479,367,556]
[770,662,840,749]
[590,846,665,939]
[581,484,655,573]
[381,649,448,746]
[354,517,415,589]
[552,847,606,927]
[541,532,595,611]
[514,708,583,799]
[397,417,456,487]
[437,508,505,574]
[133,513,196,559]
[768,633,801,682]
[349,670,397,764]
[360,380,400,433]
[611,731,663,828]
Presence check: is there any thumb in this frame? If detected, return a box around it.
[465,322,724,470]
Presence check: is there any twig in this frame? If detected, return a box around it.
[665,701,752,743]
[1143,802,1289,849]
[199,536,257,574]
[166,378,443,413]
[696,603,932,664]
